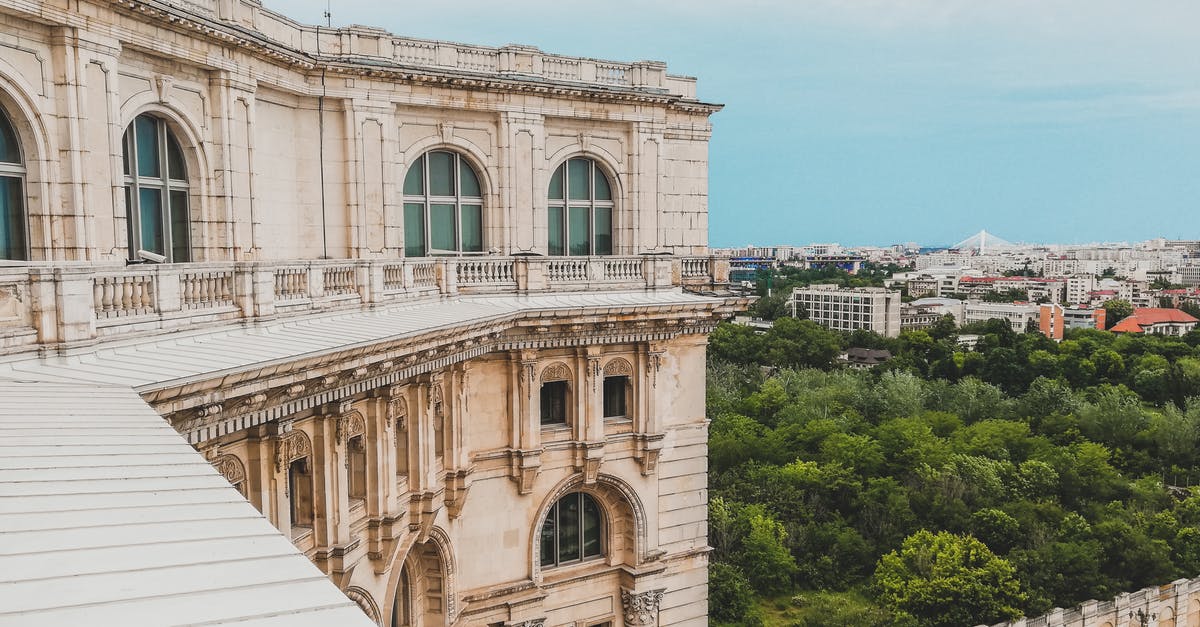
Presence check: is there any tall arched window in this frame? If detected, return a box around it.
[548,158,612,256]
[123,114,190,262]
[540,492,603,567]
[402,150,483,257]
[0,107,26,260]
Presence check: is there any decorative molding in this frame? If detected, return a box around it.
[209,453,246,487]
[336,409,366,445]
[588,356,602,393]
[541,362,570,382]
[274,429,311,473]
[621,588,666,626]
[603,357,634,377]
[507,620,546,627]
[344,586,380,624]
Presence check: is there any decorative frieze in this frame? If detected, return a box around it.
[274,429,311,473]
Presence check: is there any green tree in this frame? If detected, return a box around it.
[1102,299,1134,330]
[740,511,799,595]
[873,530,1025,627]
[709,562,755,623]
[763,317,843,370]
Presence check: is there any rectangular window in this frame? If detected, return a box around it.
[134,115,159,178]
[569,206,590,256]
[404,203,425,257]
[460,204,482,252]
[594,207,612,256]
[430,203,456,252]
[288,457,314,529]
[568,159,590,200]
[138,187,164,255]
[348,436,367,502]
[428,151,455,196]
[582,494,602,558]
[169,190,189,262]
[603,376,628,418]
[557,493,581,563]
[548,206,564,256]
[0,176,25,260]
[540,380,568,425]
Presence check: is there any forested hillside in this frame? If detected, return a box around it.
[706,318,1200,626]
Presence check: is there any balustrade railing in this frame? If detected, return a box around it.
[0,254,728,353]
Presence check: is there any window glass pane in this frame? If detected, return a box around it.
[582,494,602,558]
[540,512,557,567]
[430,203,456,251]
[0,176,25,260]
[404,202,425,257]
[403,156,424,196]
[557,494,581,563]
[594,207,612,256]
[548,164,564,200]
[569,206,590,256]
[567,159,590,200]
[428,151,454,196]
[122,128,131,176]
[134,115,160,178]
[461,204,482,252]
[603,376,626,418]
[459,160,481,197]
[167,134,186,181]
[540,380,567,424]
[594,168,611,201]
[138,187,164,255]
[547,206,564,256]
[0,112,21,164]
[169,190,189,262]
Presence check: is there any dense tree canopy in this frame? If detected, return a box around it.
[707,314,1200,626]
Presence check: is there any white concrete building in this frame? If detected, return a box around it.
[790,284,902,337]
[963,302,1040,333]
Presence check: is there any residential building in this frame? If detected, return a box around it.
[900,303,943,331]
[963,302,1040,333]
[1110,309,1199,336]
[910,297,966,324]
[0,1,740,625]
[1039,304,1105,340]
[790,284,902,337]
[840,347,893,369]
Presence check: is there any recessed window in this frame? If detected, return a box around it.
[403,150,483,256]
[547,157,613,256]
[288,457,314,533]
[0,107,26,261]
[541,380,569,425]
[540,492,603,567]
[603,376,629,419]
[347,435,367,503]
[122,114,190,262]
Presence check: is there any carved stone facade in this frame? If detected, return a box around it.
[0,0,734,625]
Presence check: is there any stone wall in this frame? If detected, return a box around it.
[984,578,1200,627]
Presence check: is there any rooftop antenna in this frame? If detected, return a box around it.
[323,0,331,27]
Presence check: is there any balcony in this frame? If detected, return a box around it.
[0,255,729,355]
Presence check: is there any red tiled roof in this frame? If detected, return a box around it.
[1111,308,1200,333]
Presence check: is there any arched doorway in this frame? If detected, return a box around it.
[393,534,454,627]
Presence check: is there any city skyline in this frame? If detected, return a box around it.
[268,0,1200,248]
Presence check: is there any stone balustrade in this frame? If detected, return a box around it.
[0,255,728,354]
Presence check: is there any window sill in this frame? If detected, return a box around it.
[291,525,314,551]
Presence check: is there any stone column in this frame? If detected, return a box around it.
[498,112,545,254]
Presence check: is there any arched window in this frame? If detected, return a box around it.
[548,158,613,256]
[122,114,190,262]
[0,107,26,260]
[540,492,603,567]
[402,150,483,256]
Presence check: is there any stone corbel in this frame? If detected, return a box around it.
[577,441,605,485]
[635,433,665,476]
[443,467,473,519]
[408,489,442,542]
[510,449,542,495]
[621,588,667,626]
[366,513,407,575]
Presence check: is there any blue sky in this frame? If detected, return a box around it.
[264,0,1200,247]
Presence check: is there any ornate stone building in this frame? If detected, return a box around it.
[0,1,739,625]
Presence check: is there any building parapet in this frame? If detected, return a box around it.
[0,255,729,355]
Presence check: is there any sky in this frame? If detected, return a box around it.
[264,0,1200,248]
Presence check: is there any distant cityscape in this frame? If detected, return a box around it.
[717,232,1200,351]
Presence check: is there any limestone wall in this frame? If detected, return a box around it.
[985,578,1200,627]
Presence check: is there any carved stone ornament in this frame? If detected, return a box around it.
[647,351,664,389]
[621,588,666,626]
[507,620,546,627]
[343,586,380,623]
[336,410,367,445]
[274,430,311,473]
[588,356,602,393]
[604,358,634,377]
[428,373,445,417]
[389,395,408,445]
[541,362,570,382]
[210,453,246,486]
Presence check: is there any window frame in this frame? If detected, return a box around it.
[122,113,190,262]
[402,150,485,257]
[602,375,630,420]
[287,456,314,536]
[547,157,614,256]
[0,106,28,261]
[539,491,605,568]
[540,380,570,426]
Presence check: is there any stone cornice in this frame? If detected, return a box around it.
[102,0,724,114]
[156,302,733,444]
